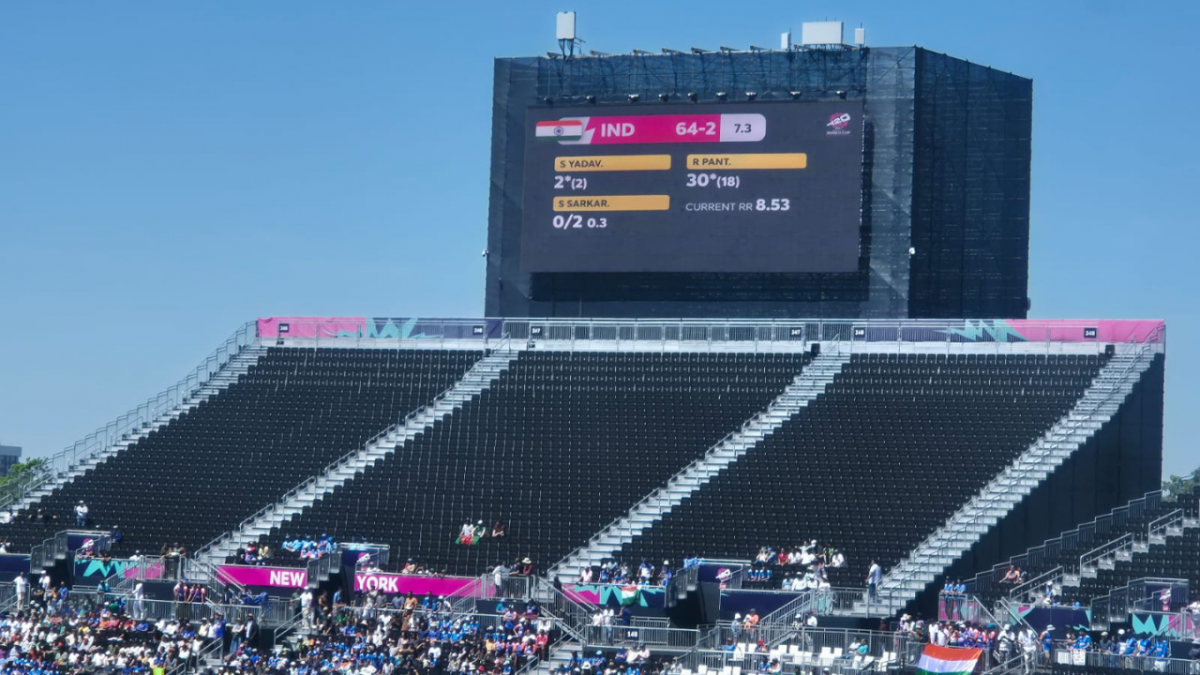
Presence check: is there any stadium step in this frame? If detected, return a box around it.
[550,349,853,580]
[7,342,267,517]
[199,350,521,561]
[879,344,1161,611]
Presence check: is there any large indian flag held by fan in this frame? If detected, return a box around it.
[917,645,983,675]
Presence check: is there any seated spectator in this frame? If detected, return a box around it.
[492,520,507,537]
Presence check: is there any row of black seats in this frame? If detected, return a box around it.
[616,353,1111,581]
[0,348,483,554]
[258,351,814,575]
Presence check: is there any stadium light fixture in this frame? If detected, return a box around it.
[719,46,737,53]
[745,92,757,101]
[658,94,670,103]
[687,92,699,102]
[632,49,651,56]
[715,92,728,101]
[662,47,683,55]
[691,47,709,54]
[545,52,560,59]
[749,45,767,52]
[627,94,641,102]
[589,50,609,57]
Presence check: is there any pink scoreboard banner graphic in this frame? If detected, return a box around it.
[258,317,1164,345]
[535,114,767,145]
[353,573,484,596]
[216,565,308,589]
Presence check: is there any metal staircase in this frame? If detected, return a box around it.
[550,349,852,581]
[6,335,264,516]
[873,344,1161,615]
[199,349,521,562]
[873,343,1161,612]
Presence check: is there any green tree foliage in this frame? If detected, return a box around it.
[0,457,48,502]
[1162,468,1200,502]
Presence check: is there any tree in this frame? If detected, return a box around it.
[1162,468,1200,502]
[0,457,49,503]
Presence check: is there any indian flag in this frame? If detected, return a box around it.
[536,119,584,140]
[617,585,640,606]
[917,645,982,675]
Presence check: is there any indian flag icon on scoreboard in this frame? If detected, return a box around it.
[536,119,585,140]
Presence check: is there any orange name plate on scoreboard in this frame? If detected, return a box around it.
[554,155,672,172]
[685,153,808,170]
[553,195,671,212]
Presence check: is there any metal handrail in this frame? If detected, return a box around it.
[1079,533,1133,574]
[0,321,258,514]
[550,350,845,574]
[1148,509,1184,539]
[886,336,1159,591]
[1008,566,1062,602]
[196,379,463,558]
[965,489,1163,595]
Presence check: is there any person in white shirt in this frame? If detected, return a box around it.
[13,573,27,609]
[299,589,314,629]
[133,582,146,620]
[831,552,845,568]
[74,501,89,527]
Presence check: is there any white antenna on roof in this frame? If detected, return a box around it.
[556,12,583,59]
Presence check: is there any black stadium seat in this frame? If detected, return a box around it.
[1,348,481,555]
[261,350,813,574]
[618,352,1109,587]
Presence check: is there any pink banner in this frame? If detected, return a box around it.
[353,573,483,596]
[257,317,366,339]
[1007,320,1165,344]
[549,114,767,145]
[216,565,308,588]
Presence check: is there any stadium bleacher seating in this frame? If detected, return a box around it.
[970,491,1175,606]
[1068,487,1200,604]
[618,352,1108,587]
[1,347,481,555]
[259,350,813,575]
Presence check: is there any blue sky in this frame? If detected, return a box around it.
[0,1,1196,478]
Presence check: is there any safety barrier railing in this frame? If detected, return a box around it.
[1089,578,1188,630]
[887,332,1162,597]
[965,490,1163,598]
[71,589,292,626]
[1148,509,1184,541]
[107,556,169,595]
[1052,648,1198,674]
[533,577,591,643]
[1008,566,1063,603]
[273,317,1165,355]
[1078,533,1133,574]
[1128,610,1199,639]
[0,582,15,613]
[672,626,916,674]
[0,321,257,514]
[760,587,896,626]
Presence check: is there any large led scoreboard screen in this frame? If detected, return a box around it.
[520,100,864,274]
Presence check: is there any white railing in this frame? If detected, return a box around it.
[1008,566,1062,602]
[275,317,1164,355]
[1079,533,1134,573]
[0,321,257,513]
[965,489,1163,598]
